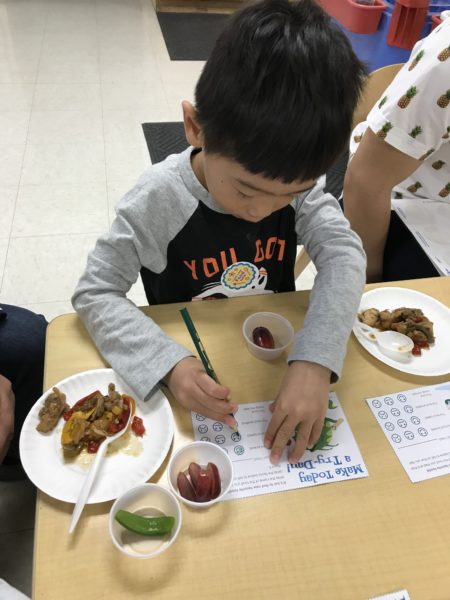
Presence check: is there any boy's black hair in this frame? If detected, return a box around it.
[195,0,367,183]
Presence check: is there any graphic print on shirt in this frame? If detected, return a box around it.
[139,200,297,306]
[192,261,273,300]
[349,17,450,203]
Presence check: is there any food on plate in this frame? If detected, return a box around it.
[59,383,144,458]
[61,384,137,457]
[114,509,175,536]
[131,415,146,437]
[358,307,435,356]
[177,461,221,502]
[252,326,275,349]
[35,381,146,461]
[36,387,69,433]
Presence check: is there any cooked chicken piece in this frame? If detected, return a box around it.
[379,310,394,330]
[408,329,429,344]
[105,383,122,411]
[94,394,104,418]
[108,383,121,401]
[78,391,103,413]
[390,321,408,335]
[36,387,69,433]
[412,320,435,343]
[391,307,423,322]
[358,308,380,328]
[90,414,114,439]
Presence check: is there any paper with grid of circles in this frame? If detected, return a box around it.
[367,382,450,482]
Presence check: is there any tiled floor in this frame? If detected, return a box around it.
[0,0,316,596]
[0,479,35,598]
[0,0,207,322]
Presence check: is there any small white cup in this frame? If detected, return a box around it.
[242,311,294,360]
[167,441,234,509]
[109,483,182,559]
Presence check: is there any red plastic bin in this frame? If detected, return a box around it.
[387,0,430,48]
[317,0,387,34]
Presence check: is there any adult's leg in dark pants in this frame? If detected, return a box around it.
[340,198,439,281]
[383,212,439,281]
[0,304,47,466]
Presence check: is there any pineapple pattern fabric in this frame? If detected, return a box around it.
[350,17,450,204]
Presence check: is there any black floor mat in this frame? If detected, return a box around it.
[142,122,188,164]
[157,12,229,61]
[142,121,348,198]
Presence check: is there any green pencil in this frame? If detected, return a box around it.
[180,307,238,433]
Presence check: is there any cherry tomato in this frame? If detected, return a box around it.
[118,407,130,427]
[108,422,120,434]
[132,416,145,437]
[416,339,429,348]
[412,344,422,356]
[62,409,73,421]
[87,440,100,453]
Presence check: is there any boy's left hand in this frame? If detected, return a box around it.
[264,361,331,465]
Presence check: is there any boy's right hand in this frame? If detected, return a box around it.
[163,357,238,429]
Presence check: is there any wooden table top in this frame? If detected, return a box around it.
[33,277,450,600]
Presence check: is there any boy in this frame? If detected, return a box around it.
[72,0,367,465]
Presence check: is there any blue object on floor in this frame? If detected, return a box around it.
[333,0,450,71]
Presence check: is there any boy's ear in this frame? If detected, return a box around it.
[182,101,204,148]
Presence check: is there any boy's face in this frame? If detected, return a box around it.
[193,151,316,223]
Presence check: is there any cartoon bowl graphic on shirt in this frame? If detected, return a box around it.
[222,262,259,291]
[193,261,273,300]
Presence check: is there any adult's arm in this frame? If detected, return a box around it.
[343,128,421,282]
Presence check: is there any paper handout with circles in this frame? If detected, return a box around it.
[367,381,450,483]
[191,393,368,500]
[368,590,410,600]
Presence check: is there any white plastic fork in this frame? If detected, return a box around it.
[69,410,133,534]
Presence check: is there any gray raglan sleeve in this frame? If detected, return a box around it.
[71,189,193,402]
[289,180,366,380]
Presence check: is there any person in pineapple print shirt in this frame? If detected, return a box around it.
[344,17,450,282]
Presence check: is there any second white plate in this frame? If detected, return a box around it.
[353,287,450,376]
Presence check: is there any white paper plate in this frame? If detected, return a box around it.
[353,287,450,376]
[19,369,174,503]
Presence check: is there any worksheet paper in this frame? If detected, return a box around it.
[191,393,368,500]
[369,591,410,600]
[367,382,450,483]
[393,198,450,276]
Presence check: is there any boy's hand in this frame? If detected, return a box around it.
[264,361,330,465]
[0,374,15,464]
[164,357,238,429]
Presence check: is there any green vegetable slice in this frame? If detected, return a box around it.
[115,509,175,536]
